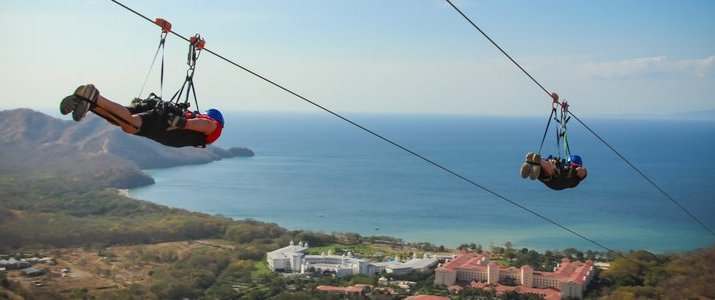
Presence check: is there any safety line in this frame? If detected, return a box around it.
[444,0,715,239]
[108,0,623,253]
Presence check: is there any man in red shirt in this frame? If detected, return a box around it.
[60,84,223,148]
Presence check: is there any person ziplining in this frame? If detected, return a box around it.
[520,93,587,190]
[59,20,225,148]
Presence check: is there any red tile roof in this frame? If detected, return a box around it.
[467,281,560,300]
[438,252,490,272]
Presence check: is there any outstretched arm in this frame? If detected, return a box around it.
[576,167,587,179]
[185,118,217,135]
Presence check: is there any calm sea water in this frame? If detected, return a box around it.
[129,112,715,253]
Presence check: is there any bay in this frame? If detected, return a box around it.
[129,112,715,253]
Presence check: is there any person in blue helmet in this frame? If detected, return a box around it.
[60,84,224,148]
[520,152,587,190]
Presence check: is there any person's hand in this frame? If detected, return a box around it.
[166,113,187,131]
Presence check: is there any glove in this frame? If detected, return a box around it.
[166,113,187,131]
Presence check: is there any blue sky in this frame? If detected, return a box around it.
[1,0,713,116]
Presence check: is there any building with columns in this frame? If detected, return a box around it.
[266,240,310,272]
[266,241,439,278]
[434,252,595,299]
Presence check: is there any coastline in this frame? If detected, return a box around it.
[125,146,255,189]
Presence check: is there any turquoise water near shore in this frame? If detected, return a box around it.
[129,112,715,253]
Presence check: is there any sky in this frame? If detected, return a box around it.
[1,0,713,116]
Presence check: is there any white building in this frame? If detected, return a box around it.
[266,240,309,272]
[266,242,439,278]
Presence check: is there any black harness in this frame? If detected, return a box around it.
[131,96,207,148]
[538,159,585,190]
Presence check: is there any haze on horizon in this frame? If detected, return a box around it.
[1,0,713,117]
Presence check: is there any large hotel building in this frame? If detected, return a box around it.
[434,252,595,299]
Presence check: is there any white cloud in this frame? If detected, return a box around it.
[582,55,715,79]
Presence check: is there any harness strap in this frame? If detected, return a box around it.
[170,34,205,113]
[138,19,172,99]
[538,106,556,154]
[560,101,571,159]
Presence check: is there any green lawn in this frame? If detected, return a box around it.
[308,243,403,259]
[251,260,270,279]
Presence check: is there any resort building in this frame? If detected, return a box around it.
[434,252,595,299]
[266,240,309,272]
[266,241,439,278]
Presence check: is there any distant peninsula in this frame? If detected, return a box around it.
[0,108,254,189]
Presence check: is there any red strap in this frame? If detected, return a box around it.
[190,35,206,50]
[154,18,172,33]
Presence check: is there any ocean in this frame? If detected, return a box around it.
[129,111,715,253]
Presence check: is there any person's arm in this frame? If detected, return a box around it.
[184,118,217,135]
[576,167,587,179]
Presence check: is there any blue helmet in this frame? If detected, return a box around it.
[206,108,224,127]
[570,155,583,166]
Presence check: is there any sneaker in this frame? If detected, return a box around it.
[59,95,80,115]
[71,84,100,122]
[72,99,91,122]
[529,164,541,180]
[74,84,99,103]
[525,152,541,164]
[520,163,532,178]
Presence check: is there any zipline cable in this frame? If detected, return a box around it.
[109,0,621,253]
[444,0,715,239]
[569,112,715,237]
[443,0,551,99]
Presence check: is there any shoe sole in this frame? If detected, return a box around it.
[525,152,534,162]
[529,164,541,180]
[520,163,531,178]
[60,95,80,115]
[72,100,91,122]
[75,84,99,103]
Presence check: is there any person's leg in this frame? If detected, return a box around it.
[68,84,142,128]
[91,105,140,134]
[538,159,557,177]
[93,95,142,129]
